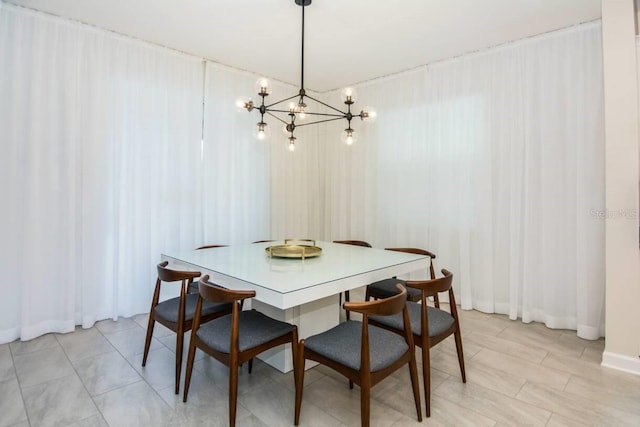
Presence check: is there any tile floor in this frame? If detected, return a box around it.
[1,290,640,427]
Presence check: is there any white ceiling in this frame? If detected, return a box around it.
[5,0,602,92]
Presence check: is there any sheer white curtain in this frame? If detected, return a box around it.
[323,22,605,339]
[200,62,272,244]
[0,5,204,342]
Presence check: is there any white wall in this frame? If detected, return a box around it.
[601,0,640,375]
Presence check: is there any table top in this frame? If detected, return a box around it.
[162,241,429,309]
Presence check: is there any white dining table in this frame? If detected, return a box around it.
[162,240,429,372]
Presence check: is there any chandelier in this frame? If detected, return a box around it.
[236,0,376,151]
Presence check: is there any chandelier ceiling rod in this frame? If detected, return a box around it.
[300,0,305,91]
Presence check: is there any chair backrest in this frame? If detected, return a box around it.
[344,283,408,317]
[156,261,200,293]
[252,240,275,243]
[195,244,227,250]
[385,247,436,279]
[404,269,452,296]
[197,275,255,304]
[333,240,372,248]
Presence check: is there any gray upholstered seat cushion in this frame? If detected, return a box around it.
[304,321,409,372]
[367,278,421,299]
[370,302,455,337]
[196,310,294,353]
[154,294,231,323]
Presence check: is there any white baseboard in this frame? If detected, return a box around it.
[601,351,640,376]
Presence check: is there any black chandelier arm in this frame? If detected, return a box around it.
[304,93,347,115]
[294,111,345,118]
[265,111,290,125]
[265,108,298,114]
[294,116,346,127]
[262,107,345,118]
[265,94,300,108]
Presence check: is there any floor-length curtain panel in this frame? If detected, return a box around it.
[0,4,204,342]
[324,22,605,339]
[78,27,204,322]
[0,4,83,342]
[201,62,271,244]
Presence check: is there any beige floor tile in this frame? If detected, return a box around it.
[563,374,640,416]
[95,317,140,334]
[464,331,549,364]
[0,345,16,383]
[472,348,570,390]
[72,351,142,396]
[457,315,510,337]
[541,351,607,379]
[516,382,640,426]
[545,413,594,427]
[93,380,177,427]
[302,375,404,427]
[56,327,116,362]
[433,334,484,358]
[497,325,584,358]
[0,377,28,427]
[13,345,76,387]
[580,346,603,363]
[434,378,551,426]
[103,325,163,358]
[22,374,99,427]
[67,414,109,427]
[242,380,344,427]
[127,346,181,391]
[9,333,60,356]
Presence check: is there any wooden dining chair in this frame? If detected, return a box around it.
[366,247,439,306]
[294,285,422,427]
[368,269,465,417]
[142,261,233,394]
[333,240,373,320]
[183,276,299,427]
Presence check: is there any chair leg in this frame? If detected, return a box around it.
[248,358,253,374]
[360,384,371,427]
[454,331,466,382]
[421,345,431,417]
[182,340,197,402]
[433,294,440,309]
[229,360,239,427]
[294,340,305,426]
[142,314,155,367]
[175,330,184,394]
[408,356,423,422]
[344,291,351,321]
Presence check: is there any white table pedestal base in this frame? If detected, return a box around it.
[252,294,340,373]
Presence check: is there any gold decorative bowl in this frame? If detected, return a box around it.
[265,239,322,259]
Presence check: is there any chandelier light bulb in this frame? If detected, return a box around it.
[236,98,253,112]
[295,101,307,119]
[289,102,296,113]
[254,122,270,140]
[288,136,296,152]
[255,78,270,96]
[341,87,357,104]
[341,128,357,145]
[361,107,377,123]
